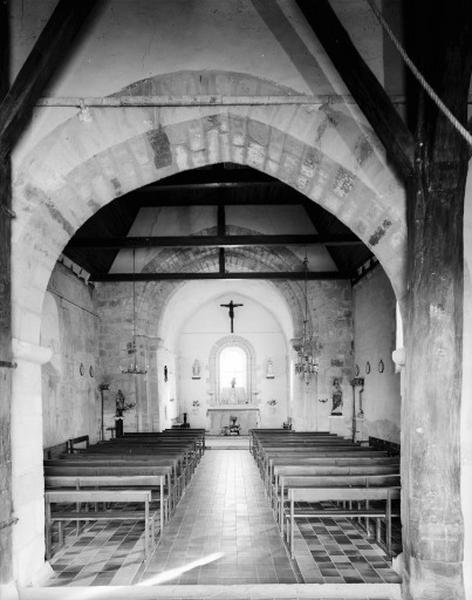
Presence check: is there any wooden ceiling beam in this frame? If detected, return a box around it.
[68,233,362,249]
[134,193,303,207]
[0,0,100,156]
[91,271,346,282]
[295,0,415,180]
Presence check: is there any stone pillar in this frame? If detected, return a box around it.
[11,339,52,586]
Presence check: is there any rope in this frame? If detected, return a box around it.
[366,0,472,148]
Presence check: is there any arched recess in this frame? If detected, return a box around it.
[209,335,257,405]
[10,70,406,584]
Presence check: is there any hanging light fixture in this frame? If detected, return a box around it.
[120,248,148,375]
[294,252,318,385]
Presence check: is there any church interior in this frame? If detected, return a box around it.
[1,2,471,600]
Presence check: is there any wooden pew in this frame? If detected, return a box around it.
[45,454,182,513]
[258,448,389,483]
[277,472,400,536]
[286,486,400,559]
[67,435,89,454]
[45,489,154,561]
[44,464,175,518]
[271,461,400,503]
[45,474,166,539]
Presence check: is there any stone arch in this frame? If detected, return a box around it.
[13,70,406,348]
[10,69,407,584]
[139,231,309,342]
[208,335,257,405]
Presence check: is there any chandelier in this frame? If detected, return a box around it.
[294,253,318,385]
[120,249,148,375]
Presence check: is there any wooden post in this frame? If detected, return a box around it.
[0,0,14,587]
[403,2,472,598]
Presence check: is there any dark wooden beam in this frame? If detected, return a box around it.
[219,248,226,274]
[402,2,472,598]
[0,0,100,156]
[140,181,282,192]
[68,233,363,249]
[217,205,226,274]
[217,204,226,236]
[295,0,415,180]
[92,271,345,282]
[135,194,303,207]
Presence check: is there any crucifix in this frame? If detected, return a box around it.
[220,300,244,333]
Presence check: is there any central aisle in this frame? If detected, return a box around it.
[137,449,299,585]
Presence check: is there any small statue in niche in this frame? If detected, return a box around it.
[331,378,343,416]
[192,359,201,379]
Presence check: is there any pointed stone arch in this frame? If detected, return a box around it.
[10,70,406,581]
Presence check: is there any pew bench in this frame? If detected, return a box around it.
[45,489,155,561]
[67,435,89,454]
[45,474,166,538]
[266,455,399,497]
[44,464,175,519]
[285,486,400,560]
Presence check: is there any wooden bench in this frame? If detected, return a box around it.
[271,462,400,505]
[45,474,166,538]
[265,455,399,496]
[45,489,154,561]
[44,464,175,519]
[67,435,89,454]
[259,448,389,484]
[277,472,400,536]
[286,486,400,559]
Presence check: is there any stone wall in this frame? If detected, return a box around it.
[292,280,353,433]
[95,281,168,435]
[352,265,400,443]
[40,263,99,448]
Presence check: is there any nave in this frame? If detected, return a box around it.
[41,440,401,600]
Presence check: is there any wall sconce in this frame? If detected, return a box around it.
[192,400,200,408]
[267,399,277,406]
[318,397,328,404]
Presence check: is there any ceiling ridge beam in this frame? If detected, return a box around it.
[0,0,99,157]
[68,234,363,249]
[295,0,415,180]
[91,271,346,282]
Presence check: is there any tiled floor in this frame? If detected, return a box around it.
[292,513,401,584]
[45,446,401,592]
[137,449,299,585]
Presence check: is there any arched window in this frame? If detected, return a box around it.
[209,336,255,405]
[219,346,247,404]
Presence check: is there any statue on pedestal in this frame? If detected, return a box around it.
[331,378,343,416]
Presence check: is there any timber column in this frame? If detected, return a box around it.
[403,2,472,598]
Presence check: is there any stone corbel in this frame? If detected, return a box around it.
[12,338,53,366]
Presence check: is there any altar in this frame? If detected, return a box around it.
[206,406,260,435]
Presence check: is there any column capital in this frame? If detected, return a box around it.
[12,338,52,365]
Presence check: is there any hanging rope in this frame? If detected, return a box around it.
[366,0,472,148]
